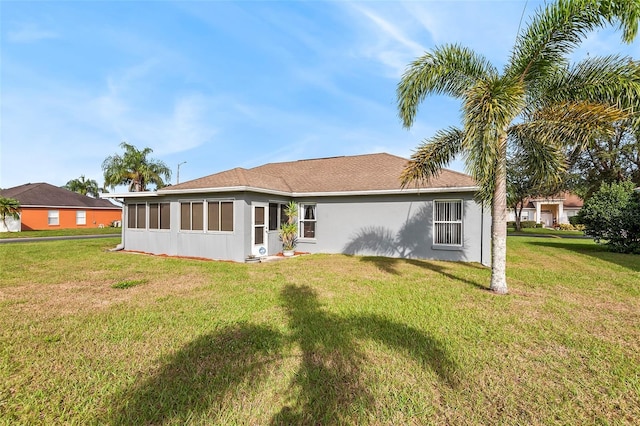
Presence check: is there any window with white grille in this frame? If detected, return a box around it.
[433,200,462,246]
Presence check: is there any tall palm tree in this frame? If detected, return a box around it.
[102,142,171,192]
[63,175,101,198]
[0,197,20,232]
[397,0,640,293]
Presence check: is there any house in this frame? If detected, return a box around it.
[507,192,584,227]
[103,153,491,265]
[0,183,122,231]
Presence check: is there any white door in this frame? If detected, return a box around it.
[252,203,268,257]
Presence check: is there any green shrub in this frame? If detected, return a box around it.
[508,220,538,229]
[568,215,582,226]
[577,181,640,254]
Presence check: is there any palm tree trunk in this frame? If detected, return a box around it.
[490,138,509,294]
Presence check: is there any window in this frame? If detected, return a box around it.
[434,200,462,245]
[299,204,316,238]
[149,203,170,230]
[127,203,147,229]
[76,210,86,225]
[48,210,59,226]
[268,202,289,231]
[207,200,234,232]
[180,201,203,231]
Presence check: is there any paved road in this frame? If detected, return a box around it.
[0,234,121,244]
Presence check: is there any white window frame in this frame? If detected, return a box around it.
[127,203,147,229]
[48,210,59,226]
[148,202,171,231]
[299,203,316,240]
[180,200,204,232]
[433,199,463,246]
[76,210,86,225]
[206,199,234,233]
[268,202,288,231]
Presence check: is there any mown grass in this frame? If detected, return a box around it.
[0,237,638,424]
[0,227,121,239]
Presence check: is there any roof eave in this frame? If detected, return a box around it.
[107,185,479,198]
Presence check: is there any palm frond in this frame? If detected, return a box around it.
[515,101,628,150]
[400,127,464,187]
[530,56,640,112]
[508,0,640,85]
[397,44,496,128]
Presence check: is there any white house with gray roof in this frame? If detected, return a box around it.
[103,153,491,265]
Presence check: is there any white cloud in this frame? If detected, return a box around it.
[345,3,427,77]
[7,23,58,43]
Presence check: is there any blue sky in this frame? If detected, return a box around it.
[1,1,638,191]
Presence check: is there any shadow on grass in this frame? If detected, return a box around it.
[358,255,488,290]
[109,285,458,425]
[527,239,640,272]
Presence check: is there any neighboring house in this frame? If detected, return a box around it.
[0,183,122,231]
[104,153,491,265]
[507,192,584,227]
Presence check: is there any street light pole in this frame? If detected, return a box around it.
[177,161,187,184]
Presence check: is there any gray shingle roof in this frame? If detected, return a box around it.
[165,153,476,194]
[1,183,121,209]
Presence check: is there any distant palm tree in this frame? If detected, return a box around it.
[102,142,171,192]
[63,175,101,198]
[397,0,640,293]
[0,197,20,232]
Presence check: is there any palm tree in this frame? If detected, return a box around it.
[63,175,101,198]
[0,197,20,232]
[102,142,171,192]
[397,0,640,293]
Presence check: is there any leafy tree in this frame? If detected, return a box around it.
[102,142,171,192]
[577,180,640,253]
[397,0,640,293]
[63,175,102,198]
[0,197,20,231]
[568,119,640,199]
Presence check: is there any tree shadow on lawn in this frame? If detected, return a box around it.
[527,240,640,272]
[109,285,458,425]
[358,255,489,290]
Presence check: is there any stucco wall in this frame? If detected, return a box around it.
[122,193,252,262]
[121,191,491,265]
[295,193,490,265]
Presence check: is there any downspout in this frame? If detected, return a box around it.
[480,201,484,266]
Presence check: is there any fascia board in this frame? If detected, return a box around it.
[149,185,480,198]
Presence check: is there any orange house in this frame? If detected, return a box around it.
[1,183,122,231]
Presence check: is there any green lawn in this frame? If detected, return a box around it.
[0,237,638,424]
[0,227,121,239]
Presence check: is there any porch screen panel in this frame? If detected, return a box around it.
[180,203,190,230]
[136,204,146,229]
[269,203,278,231]
[434,200,462,245]
[221,202,233,231]
[127,205,136,228]
[160,203,170,229]
[192,202,204,231]
[149,203,159,229]
[208,202,220,231]
[255,206,265,244]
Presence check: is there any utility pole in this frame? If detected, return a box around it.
[177,161,187,184]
